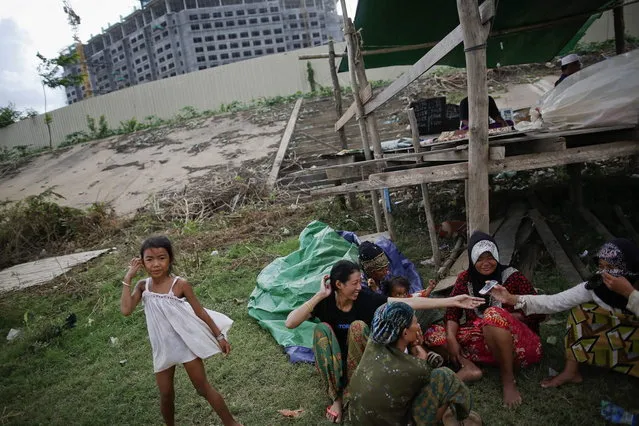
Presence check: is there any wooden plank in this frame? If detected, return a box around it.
[298,41,439,60]
[409,107,441,267]
[458,0,494,235]
[578,207,615,240]
[614,205,639,244]
[266,98,303,189]
[334,84,372,131]
[364,0,495,116]
[312,141,639,196]
[368,141,639,191]
[528,209,584,285]
[493,203,527,266]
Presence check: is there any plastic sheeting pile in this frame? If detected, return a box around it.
[516,49,639,131]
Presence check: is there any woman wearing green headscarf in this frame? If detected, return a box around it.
[349,302,481,425]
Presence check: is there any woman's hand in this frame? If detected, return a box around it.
[491,285,518,305]
[602,273,635,298]
[317,274,332,299]
[125,258,142,282]
[451,294,485,309]
[218,338,231,355]
[367,278,378,292]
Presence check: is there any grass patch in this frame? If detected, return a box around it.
[1,194,638,425]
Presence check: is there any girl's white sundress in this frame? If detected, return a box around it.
[142,276,233,372]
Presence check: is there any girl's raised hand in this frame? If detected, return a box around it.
[125,258,143,280]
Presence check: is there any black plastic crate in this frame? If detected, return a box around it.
[409,97,447,134]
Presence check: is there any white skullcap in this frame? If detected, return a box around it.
[561,54,580,66]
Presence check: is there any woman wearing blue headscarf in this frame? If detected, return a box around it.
[349,302,481,426]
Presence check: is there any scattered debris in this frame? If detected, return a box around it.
[110,337,119,346]
[278,408,304,418]
[6,328,22,341]
[119,359,128,366]
[546,336,558,345]
[579,250,589,258]
[281,227,291,236]
[210,250,220,256]
[548,367,559,377]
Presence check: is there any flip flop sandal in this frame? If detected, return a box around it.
[426,351,444,368]
[326,406,340,423]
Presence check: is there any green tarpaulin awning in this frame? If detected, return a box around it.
[339,0,613,71]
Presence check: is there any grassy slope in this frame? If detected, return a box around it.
[1,192,638,425]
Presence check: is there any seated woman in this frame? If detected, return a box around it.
[349,302,482,426]
[285,260,484,423]
[425,231,544,408]
[359,241,391,293]
[491,238,639,388]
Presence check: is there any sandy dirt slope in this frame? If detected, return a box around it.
[0,111,287,215]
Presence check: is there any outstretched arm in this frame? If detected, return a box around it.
[394,294,484,310]
[491,283,592,315]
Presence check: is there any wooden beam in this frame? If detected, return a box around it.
[458,0,493,235]
[578,208,615,240]
[334,84,372,131]
[409,107,441,267]
[614,5,625,54]
[329,40,349,151]
[311,141,639,196]
[493,203,527,266]
[614,205,639,244]
[266,98,303,189]
[528,209,584,285]
[298,41,439,60]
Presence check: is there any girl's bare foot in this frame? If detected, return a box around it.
[540,370,583,388]
[502,380,522,408]
[326,399,342,423]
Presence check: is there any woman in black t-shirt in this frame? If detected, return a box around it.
[285,260,483,424]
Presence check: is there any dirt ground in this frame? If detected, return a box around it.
[0,110,288,215]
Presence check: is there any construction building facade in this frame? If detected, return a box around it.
[63,0,342,104]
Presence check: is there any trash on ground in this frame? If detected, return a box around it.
[6,328,22,341]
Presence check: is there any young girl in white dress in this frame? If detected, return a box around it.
[120,235,241,426]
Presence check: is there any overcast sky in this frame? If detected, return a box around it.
[0,0,357,114]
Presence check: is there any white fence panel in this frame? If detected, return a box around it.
[0,42,408,150]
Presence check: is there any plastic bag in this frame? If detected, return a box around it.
[523,49,639,131]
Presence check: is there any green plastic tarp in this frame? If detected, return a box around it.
[247,220,359,349]
[338,0,612,71]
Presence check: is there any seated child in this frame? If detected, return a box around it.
[383,276,443,367]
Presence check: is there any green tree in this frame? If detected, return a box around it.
[36,51,84,89]
[0,103,22,128]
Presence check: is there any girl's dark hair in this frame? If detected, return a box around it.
[329,260,360,291]
[140,235,174,273]
[382,276,411,296]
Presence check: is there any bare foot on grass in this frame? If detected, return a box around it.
[540,370,583,388]
[502,380,522,408]
[326,399,342,423]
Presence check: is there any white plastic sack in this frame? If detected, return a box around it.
[517,49,639,131]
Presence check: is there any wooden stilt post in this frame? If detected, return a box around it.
[457,0,491,234]
[614,5,625,55]
[350,29,396,240]
[328,39,358,209]
[408,108,441,266]
[339,0,383,232]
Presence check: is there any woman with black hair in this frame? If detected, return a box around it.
[491,238,639,388]
[285,260,483,423]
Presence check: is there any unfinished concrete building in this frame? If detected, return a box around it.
[63,0,342,104]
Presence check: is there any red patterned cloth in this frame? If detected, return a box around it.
[426,270,544,367]
[425,307,542,366]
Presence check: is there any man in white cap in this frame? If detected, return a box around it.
[555,53,581,86]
